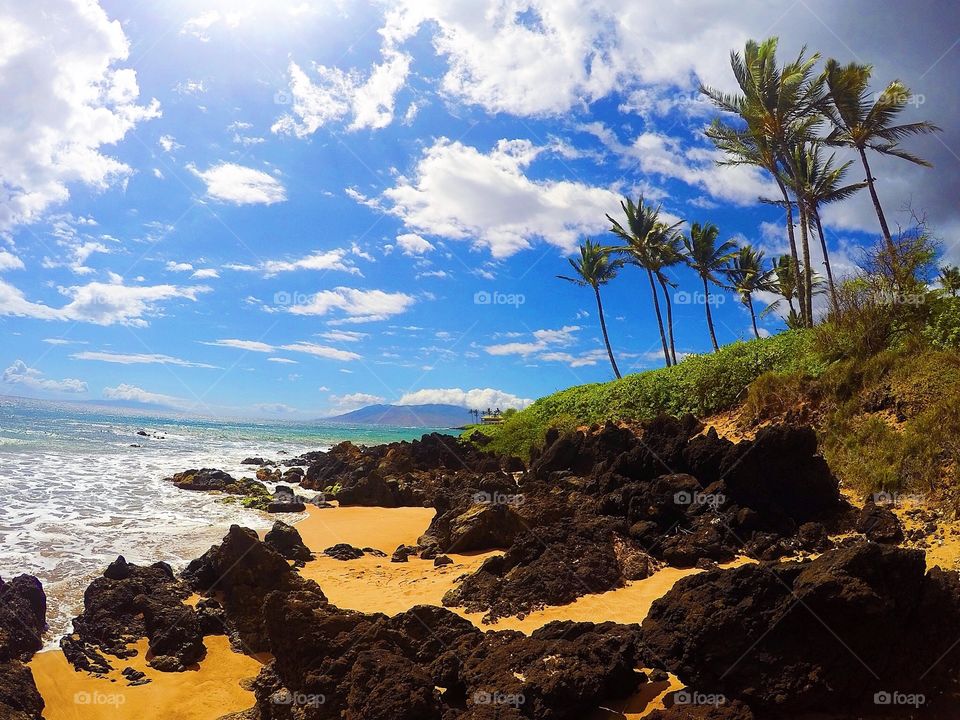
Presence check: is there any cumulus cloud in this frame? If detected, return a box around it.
[257,248,362,277]
[318,330,367,343]
[272,48,411,135]
[396,233,434,256]
[485,325,581,356]
[190,268,219,279]
[0,1,159,230]
[379,138,621,257]
[396,387,532,410]
[72,351,217,368]
[190,163,286,205]
[0,277,209,326]
[2,360,87,394]
[202,338,274,353]
[102,383,191,409]
[0,251,24,271]
[286,287,416,323]
[328,392,386,413]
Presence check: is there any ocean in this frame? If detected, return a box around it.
[0,395,447,645]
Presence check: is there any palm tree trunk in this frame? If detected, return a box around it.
[658,276,678,365]
[775,175,807,327]
[858,147,897,276]
[647,269,671,367]
[798,202,814,324]
[747,296,760,339]
[594,286,621,379]
[812,207,839,314]
[702,275,719,351]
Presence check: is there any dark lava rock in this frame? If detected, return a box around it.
[121,666,149,686]
[136,429,148,436]
[266,485,306,513]
[166,468,269,497]
[61,557,203,674]
[392,545,419,563]
[249,595,646,720]
[857,501,905,544]
[241,457,270,465]
[183,525,324,652]
[0,574,46,720]
[323,544,365,561]
[264,520,313,565]
[645,698,755,719]
[434,555,453,567]
[362,547,387,558]
[643,542,960,715]
[195,598,226,636]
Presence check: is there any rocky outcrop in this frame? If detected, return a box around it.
[857,500,905,544]
[61,556,204,674]
[166,468,268,496]
[263,521,312,566]
[182,525,324,652]
[266,485,306,513]
[643,542,960,715]
[0,574,46,720]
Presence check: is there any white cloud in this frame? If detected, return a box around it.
[72,351,217,368]
[396,233,434,256]
[180,10,241,41]
[485,325,580,356]
[102,383,190,409]
[328,392,386,413]
[539,348,608,367]
[272,49,411,135]
[0,278,209,326]
[318,330,367,343]
[0,250,24,271]
[286,287,415,323]
[190,163,286,205]
[380,138,622,257]
[259,248,361,276]
[0,1,160,231]
[191,268,219,279]
[166,261,193,272]
[2,360,86,394]
[158,134,181,153]
[42,337,86,346]
[278,342,360,362]
[267,357,298,364]
[203,338,274,353]
[396,387,532,410]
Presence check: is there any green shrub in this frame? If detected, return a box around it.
[923,297,960,350]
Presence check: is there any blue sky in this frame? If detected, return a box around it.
[1,0,957,418]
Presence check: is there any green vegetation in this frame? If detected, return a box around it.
[467,330,821,458]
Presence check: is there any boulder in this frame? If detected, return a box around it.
[263,520,313,565]
[857,501,905,544]
[323,544,365,561]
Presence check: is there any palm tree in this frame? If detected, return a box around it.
[823,60,941,272]
[780,142,866,311]
[940,265,960,297]
[650,223,685,365]
[727,245,774,339]
[558,239,623,379]
[607,196,681,367]
[682,222,738,351]
[702,37,828,328]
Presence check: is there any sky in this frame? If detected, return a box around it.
[1,0,958,419]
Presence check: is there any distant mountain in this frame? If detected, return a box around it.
[324,403,473,428]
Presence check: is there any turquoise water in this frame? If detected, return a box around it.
[0,395,447,642]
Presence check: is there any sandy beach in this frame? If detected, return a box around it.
[29,503,722,719]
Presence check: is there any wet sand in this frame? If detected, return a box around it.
[31,636,266,720]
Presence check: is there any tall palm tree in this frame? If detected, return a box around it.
[558,239,623,379]
[823,60,941,271]
[702,37,828,328]
[607,196,681,367]
[682,222,738,351]
[939,265,960,298]
[727,245,774,339]
[651,223,685,365]
[780,142,866,312]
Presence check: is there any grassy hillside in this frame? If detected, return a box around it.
[468,297,960,506]
[466,329,823,459]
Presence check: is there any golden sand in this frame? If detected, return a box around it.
[31,636,265,720]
